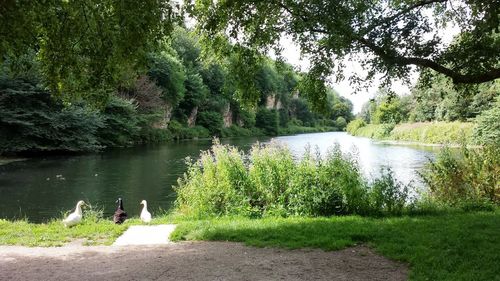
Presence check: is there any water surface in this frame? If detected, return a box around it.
[0,132,438,222]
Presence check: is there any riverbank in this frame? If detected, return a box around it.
[0,125,339,158]
[0,157,26,166]
[1,210,499,280]
[347,121,475,145]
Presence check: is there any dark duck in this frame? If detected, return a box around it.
[113,198,127,224]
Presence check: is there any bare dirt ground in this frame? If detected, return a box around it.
[0,242,408,281]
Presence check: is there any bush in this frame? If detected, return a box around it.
[473,99,500,145]
[174,141,414,218]
[136,113,172,142]
[420,145,500,205]
[351,124,394,139]
[368,167,411,215]
[278,108,289,127]
[168,120,210,139]
[175,141,253,217]
[0,78,103,154]
[237,110,256,128]
[390,122,474,144]
[255,107,279,135]
[346,118,365,134]
[335,117,347,130]
[221,125,257,138]
[197,111,224,136]
[97,96,140,147]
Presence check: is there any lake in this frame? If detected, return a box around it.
[0,132,439,222]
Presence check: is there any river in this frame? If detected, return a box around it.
[0,132,439,222]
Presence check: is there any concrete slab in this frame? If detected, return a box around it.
[113,224,176,246]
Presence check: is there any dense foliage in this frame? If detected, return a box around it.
[421,145,499,208]
[0,78,103,154]
[0,27,354,155]
[473,97,500,146]
[175,141,412,218]
[189,0,500,112]
[1,0,178,105]
[348,72,498,145]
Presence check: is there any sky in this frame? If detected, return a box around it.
[184,5,460,114]
[277,28,460,113]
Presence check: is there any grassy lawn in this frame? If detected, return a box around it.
[2,210,499,280]
[171,211,500,281]
[0,219,129,247]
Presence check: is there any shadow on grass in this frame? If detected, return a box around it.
[172,212,500,281]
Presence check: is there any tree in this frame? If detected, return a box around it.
[255,108,279,135]
[147,51,186,108]
[188,0,500,103]
[1,0,178,104]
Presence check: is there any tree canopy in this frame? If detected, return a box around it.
[188,0,500,90]
[1,0,178,104]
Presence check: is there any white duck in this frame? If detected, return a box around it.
[140,200,152,223]
[63,200,85,227]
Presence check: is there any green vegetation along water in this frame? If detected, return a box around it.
[0,132,438,223]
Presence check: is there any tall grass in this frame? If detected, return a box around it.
[346,120,476,145]
[174,140,413,218]
[390,122,475,144]
[420,145,499,209]
[354,123,395,139]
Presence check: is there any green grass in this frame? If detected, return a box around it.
[352,123,394,139]
[348,121,475,145]
[278,125,338,135]
[2,209,499,280]
[0,219,127,247]
[171,211,500,281]
[390,122,475,145]
[0,214,181,247]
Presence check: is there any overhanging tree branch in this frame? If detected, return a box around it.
[357,38,500,84]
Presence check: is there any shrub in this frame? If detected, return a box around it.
[136,113,172,142]
[368,167,410,215]
[0,78,103,154]
[420,145,500,205]
[346,118,365,134]
[288,118,303,126]
[197,111,223,136]
[248,142,296,215]
[373,123,395,138]
[221,125,255,138]
[175,141,253,217]
[351,124,393,139]
[335,117,347,130]
[255,107,279,135]
[278,108,289,127]
[288,145,367,216]
[168,120,210,139]
[390,122,475,144]
[237,110,256,128]
[473,99,500,145]
[174,141,413,218]
[97,96,140,147]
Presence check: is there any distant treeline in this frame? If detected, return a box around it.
[347,72,499,145]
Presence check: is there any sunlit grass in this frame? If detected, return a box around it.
[0,207,178,247]
[171,210,500,281]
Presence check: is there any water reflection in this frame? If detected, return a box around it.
[274,132,437,185]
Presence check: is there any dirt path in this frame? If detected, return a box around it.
[0,242,407,281]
